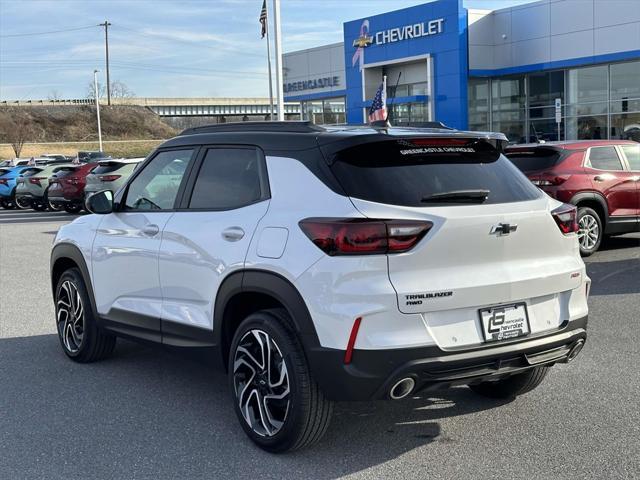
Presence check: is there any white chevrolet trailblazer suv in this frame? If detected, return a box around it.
[51,122,590,452]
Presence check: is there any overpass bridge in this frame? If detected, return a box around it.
[1,97,302,120]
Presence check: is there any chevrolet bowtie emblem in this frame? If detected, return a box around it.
[353,35,373,48]
[490,223,518,236]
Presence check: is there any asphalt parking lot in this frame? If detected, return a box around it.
[0,209,638,480]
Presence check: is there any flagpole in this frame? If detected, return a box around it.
[265,4,275,121]
[272,0,285,121]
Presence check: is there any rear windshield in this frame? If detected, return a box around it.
[330,139,541,207]
[20,168,43,177]
[505,148,564,172]
[52,167,77,177]
[92,162,128,175]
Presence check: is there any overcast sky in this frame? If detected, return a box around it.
[0,0,532,100]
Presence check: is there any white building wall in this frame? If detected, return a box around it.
[469,0,640,72]
[283,43,345,98]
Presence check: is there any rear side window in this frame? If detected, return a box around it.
[506,148,564,172]
[621,145,640,170]
[330,139,541,207]
[188,148,267,210]
[588,147,623,171]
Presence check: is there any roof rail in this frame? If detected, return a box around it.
[179,121,326,136]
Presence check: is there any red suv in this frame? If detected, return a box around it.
[506,140,640,256]
[47,162,97,213]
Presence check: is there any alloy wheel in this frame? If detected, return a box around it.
[233,329,290,437]
[577,214,599,251]
[14,197,30,209]
[48,200,63,211]
[56,280,85,353]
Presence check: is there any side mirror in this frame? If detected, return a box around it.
[85,190,114,214]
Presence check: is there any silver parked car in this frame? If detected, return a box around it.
[84,158,143,198]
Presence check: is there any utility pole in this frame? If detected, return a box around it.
[98,21,112,105]
[272,0,284,121]
[94,70,103,152]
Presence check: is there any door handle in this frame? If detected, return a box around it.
[593,173,616,182]
[141,224,160,236]
[222,226,245,242]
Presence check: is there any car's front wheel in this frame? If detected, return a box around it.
[55,268,116,362]
[577,206,602,256]
[469,365,550,399]
[228,309,333,453]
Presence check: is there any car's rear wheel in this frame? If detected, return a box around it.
[228,309,333,453]
[14,196,31,209]
[64,203,82,214]
[55,268,116,362]
[46,189,64,211]
[577,206,602,256]
[469,366,550,399]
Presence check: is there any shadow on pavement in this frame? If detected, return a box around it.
[599,234,640,252]
[586,258,640,296]
[0,334,511,480]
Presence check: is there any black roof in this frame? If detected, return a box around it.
[161,121,508,154]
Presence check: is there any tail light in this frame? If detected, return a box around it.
[64,177,79,185]
[100,175,121,182]
[29,177,45,185]
[0,178,7,185]
[529,173,570,186]
[299,218,433,256]
[551,204,578,234]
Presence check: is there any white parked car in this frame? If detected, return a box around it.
[51,122,590,452]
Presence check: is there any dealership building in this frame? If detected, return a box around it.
[283,0,640,142]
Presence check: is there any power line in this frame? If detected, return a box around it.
[0,25,96,38]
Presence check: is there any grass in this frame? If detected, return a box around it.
[0,139,165,160]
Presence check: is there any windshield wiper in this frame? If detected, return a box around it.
[421,189,490,204]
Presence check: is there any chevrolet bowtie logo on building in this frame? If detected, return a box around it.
[353,34,373,49]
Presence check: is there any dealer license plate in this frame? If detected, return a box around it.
[479,303,530,343]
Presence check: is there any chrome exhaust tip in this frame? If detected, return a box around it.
[567,339,585,362]
[389,377,416,400]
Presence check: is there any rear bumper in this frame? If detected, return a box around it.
[307,315,587,401]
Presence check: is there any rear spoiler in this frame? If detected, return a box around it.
[320,131,509,165]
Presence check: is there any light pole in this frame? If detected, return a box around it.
[272,0,284,121]
[93,70,103,152]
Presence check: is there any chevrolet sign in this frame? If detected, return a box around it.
[355,18,445,48]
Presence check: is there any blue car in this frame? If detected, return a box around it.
[0,166,34,209]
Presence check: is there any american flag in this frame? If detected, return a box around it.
[259,0,268,38]
[368,80,387,123]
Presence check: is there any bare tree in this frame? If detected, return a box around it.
[47,89,63,101]
[5,115,33,158]
[86,80,135,100]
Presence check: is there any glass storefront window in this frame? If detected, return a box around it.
[492,76,525,111]
[529,71,564,108]
[469,59,640,143]
[611,112,640,141]
[301,97,345,125]
[567,66,608,104]
[468,78,489,131]
[566,115,607,140]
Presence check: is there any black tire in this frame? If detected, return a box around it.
[14,195,31,210]
[1,197,15,209]
[64,203,82,214]
[577,206,602,257]
[228,309,333,453]
[469,366,550,399]
[55,268,116,362]
[45,189,64,211]
[32,200,46,211]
